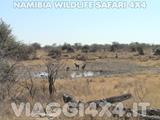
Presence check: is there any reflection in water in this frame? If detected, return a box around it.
[70,71,101,78]
[33,71,101,79]
[33,72,48,78]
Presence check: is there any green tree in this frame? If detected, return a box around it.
[0,19,36,60]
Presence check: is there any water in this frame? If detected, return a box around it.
[70,71,101,78]
[32,65,151,79]
[33,72,48,78]
[33,71,102,79]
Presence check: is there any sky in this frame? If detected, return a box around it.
[0,0,160,46]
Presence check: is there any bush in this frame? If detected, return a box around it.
[16,44,36,60]
[81,45,89,53]
[137,47,144,55]
[74,43,82,51]
[67,47,74,53]
[154,48,160,56]
[89,44,101,52]
[43,45,53,52]
[0,60,16,83]
[130,47,137,52]
[31,42,41,50]
[62,43,74,53]
[76,54,87,61]
[110,42,120,52]
[48,48,61,58]
[0,59,17,101]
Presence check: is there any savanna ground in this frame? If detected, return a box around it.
[2,49,160,120]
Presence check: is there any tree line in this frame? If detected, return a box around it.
[1,19,160,61]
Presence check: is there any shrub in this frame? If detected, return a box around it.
[67,47,74,53]
[137,47,144,55]
[76,54,87,61]
[130,47,137,52]
[81,45,89,53]
[89,44,101,52]
[16,44,36,60]
[43,45,53,52]
[62,43,74,53]
[0,60,16,82]
[31,42,41,50]
[154,48,160,56]
[110,42,120,52]
[74,43,82,51]
[48,48,61,59]
[0,59,17,101]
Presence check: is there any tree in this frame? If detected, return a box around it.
[81,45,89,53]
[89,44,99,52]
[0,19,36,60]
[31,42,41,50]
[0,19,16,57]
[110,42,120,52]
[74,43,82,51]
[45,60,62,96]
[62,43,74,53]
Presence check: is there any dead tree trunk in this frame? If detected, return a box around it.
[63,93,132,110]
[87,93,132,104]
[63,94,160,120]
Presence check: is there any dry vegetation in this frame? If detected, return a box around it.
[1,19,160,120]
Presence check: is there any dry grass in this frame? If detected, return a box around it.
[2,50,160,120]
[2,72,159,120]
[55,73,160,107]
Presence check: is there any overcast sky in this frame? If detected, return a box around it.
[0,0,160,45]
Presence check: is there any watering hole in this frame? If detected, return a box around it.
[32,68,146,79]
[18,59,160,80]
[33,71,102,79]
